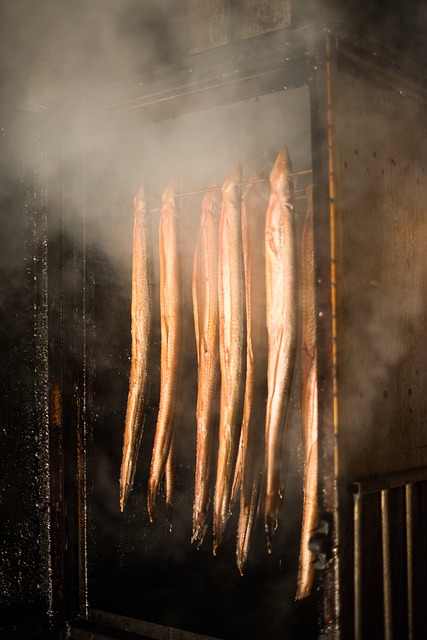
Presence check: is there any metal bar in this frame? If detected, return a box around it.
[78,136,89,620]
[406,483,414,640]
[353,466,427,497]
[88,608,222,640]
[308,32,341,638]
[381,489,393,640]
[142,169,313,203]
[324,31,342,637]
[146,191,309,213]
[69,628,120,640]
[354,492,363,640]
[353,471,427,640]
[111,175,311,211]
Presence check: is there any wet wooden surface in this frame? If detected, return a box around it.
[239,0,291,39]
[187,0,230,54]
[332,56,427,482]
[324,41,427,640]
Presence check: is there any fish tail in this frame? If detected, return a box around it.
[265,493,279,552]
[165,502,173,533]
[191,513,208,547]
[213,519,223,556]
[147,479,157,522]
[236,479,261,574]
[165,436,176,531]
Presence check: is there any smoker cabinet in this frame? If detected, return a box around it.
[2,22,427,640]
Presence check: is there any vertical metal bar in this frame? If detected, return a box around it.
[309,34,341,638]
[323,33,342,638]
[79,129,89,619]
[405,483,414,640]
[381,489,393,640]
[325,22,339,488]
[354,491,362,640]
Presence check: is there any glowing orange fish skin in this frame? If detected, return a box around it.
[192,181,221,546]
[147,182,182,522]
[264,147,298,549]
[297,184,318,600]
[120,185,152,512]
[213,163,246,554]
[236,176,269,574]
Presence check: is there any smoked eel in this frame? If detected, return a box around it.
[120,185,152,512]
[192,181,221,546]
[213,163,246,554]
[236,176,270,574]
[264,147,298,550]
[165,432,176,531]
[147,182,182,521]
[297,184,318,600]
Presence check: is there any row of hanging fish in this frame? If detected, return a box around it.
[119,146,318,599]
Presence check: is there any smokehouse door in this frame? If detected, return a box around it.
[315,32,427,640]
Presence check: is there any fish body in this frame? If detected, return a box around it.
[297,184,318,599]
[147,182,182,521]
[192,181,221,546]
[213,163,246,554]
[264,147,298,549]
[165,432,176,531]
[297,366,318,598]
[236,177,269,573]
[120,186,152,512]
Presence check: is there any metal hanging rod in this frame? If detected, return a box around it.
[143,168,312,203]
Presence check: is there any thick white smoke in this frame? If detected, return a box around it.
[0,0,186,112]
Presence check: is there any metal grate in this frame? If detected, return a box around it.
[353,467,427,640]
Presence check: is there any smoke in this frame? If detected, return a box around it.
[0,0,186,112]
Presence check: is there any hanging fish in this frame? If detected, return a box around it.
[235,175,269,574]
[147,182,182,522]
[192,180,221,546]
[264,147,298,550]
[213,163,246,554]
[120,185,153,512]
[297,183,318,600]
